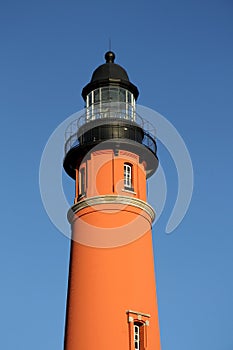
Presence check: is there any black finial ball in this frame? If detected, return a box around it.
[105,51,115,63]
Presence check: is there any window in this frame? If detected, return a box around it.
[134,324,140,350]
[79,167,85,196]
[124,163,133,190]
[127,310,149,350]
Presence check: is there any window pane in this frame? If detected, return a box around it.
[94,89,100,103]
[101,88,109,101]
[109,88,118,102]
[127,91,132,104]
[119,88,126,102]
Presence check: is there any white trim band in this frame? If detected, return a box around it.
[68,195,155,223]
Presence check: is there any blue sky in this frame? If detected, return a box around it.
[1,0,233,349]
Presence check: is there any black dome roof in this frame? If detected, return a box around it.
[82,51,139,100]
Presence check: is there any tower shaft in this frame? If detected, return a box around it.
[65,231,160,349]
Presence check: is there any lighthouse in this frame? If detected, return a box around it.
[63,51,161,350]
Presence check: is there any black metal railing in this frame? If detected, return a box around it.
[64,106,157,156]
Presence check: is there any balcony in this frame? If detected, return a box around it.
[64,103,157,157]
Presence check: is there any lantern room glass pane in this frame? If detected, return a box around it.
[86,87,135,122]
[88,87,134,105]
[101,88,108,101]
[119,88,126,102]
[94,89,100,103]
[109,88,117,101]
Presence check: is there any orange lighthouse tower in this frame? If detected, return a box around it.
[63,51,161,350]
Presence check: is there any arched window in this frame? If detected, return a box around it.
[124,163,133,189]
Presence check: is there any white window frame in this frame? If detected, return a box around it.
[124,163,132,189]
